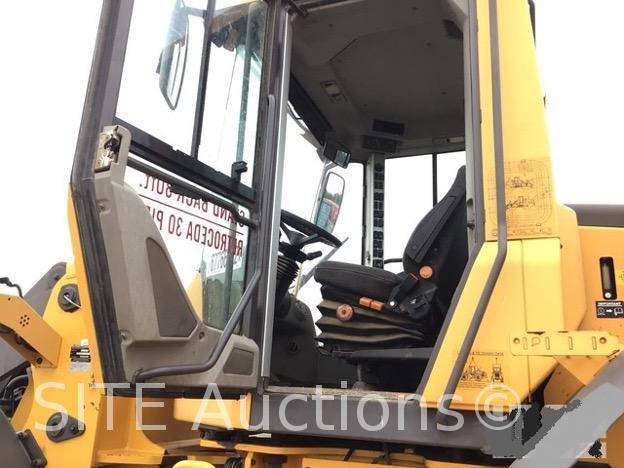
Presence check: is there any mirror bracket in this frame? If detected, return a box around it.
[321,139,351,168]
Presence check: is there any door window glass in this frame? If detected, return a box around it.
[196,1,266,185]
[125,165,249,330]
[117,0,267,187]
[116,0,269,330]
[117,0,208,154]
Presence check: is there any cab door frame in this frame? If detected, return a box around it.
[249,0,498,449]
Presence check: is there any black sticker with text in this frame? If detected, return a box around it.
[596,301,624,318]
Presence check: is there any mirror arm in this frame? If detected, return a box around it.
[183,6,207,18]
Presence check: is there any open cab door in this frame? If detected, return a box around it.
[70,0,288,397]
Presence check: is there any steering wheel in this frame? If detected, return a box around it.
[280,209,342,249]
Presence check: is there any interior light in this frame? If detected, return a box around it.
[321,81,345,102]
[323,82,341,96]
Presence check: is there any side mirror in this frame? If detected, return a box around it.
[157,0,189,110]
[314,172,345,234]
[322,140,351,168]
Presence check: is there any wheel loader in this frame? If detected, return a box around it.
[2,0,623,467]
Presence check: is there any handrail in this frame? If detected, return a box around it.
[133,270,262,382]
[127,154,258,229]
[436,0,508,420]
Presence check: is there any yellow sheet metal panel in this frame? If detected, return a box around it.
[0,294,62,366]
[607,415,624,467]
[542,224,624,404]
[543,364,584,405]
[421,242,531,409]
[173,462,215,468]
[9,194,112,467]
[198,440,428,466]
[522,237,564,332]
[426,462,495,468]
[93,396,166,460]
[521,206,586,404]
[174,394,252,430]
[558,205,587,330]
[11,193,185,467]
[554,355,611,386]
[422,240,568,409]
[578,226,624,340]
[452,242,531,409]
[475,0,495,238]
[186,272,204,318]
[521,237,569,391]
[534,221,623,404]
[421,0,566,411]
[420,242,495,406]
[95,449,164,466]
[65,191,106,381]
[478,0,558,241]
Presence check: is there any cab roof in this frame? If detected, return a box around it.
[290,0,466,162]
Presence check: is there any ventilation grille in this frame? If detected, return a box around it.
[373,119,405,136]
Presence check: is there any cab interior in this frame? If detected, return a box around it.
[269,0,472,392]
[0,0,474,401]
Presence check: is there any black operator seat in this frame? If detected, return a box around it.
[314,166,468,351]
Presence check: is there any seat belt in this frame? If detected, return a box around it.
[387,274,437,320]
[388,272,420,310]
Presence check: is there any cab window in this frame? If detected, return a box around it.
[119,0,268,330]
[118,0,266,187]
[280,112,364,308]
[384,152,466,267]
[384,155,433,264]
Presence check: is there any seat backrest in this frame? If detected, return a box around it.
[402,166,468,307]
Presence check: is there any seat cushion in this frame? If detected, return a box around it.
[314,261,400,301]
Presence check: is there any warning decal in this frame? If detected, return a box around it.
[596,300,624,319]
[488,159,554,239]
[458,351,506,390]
